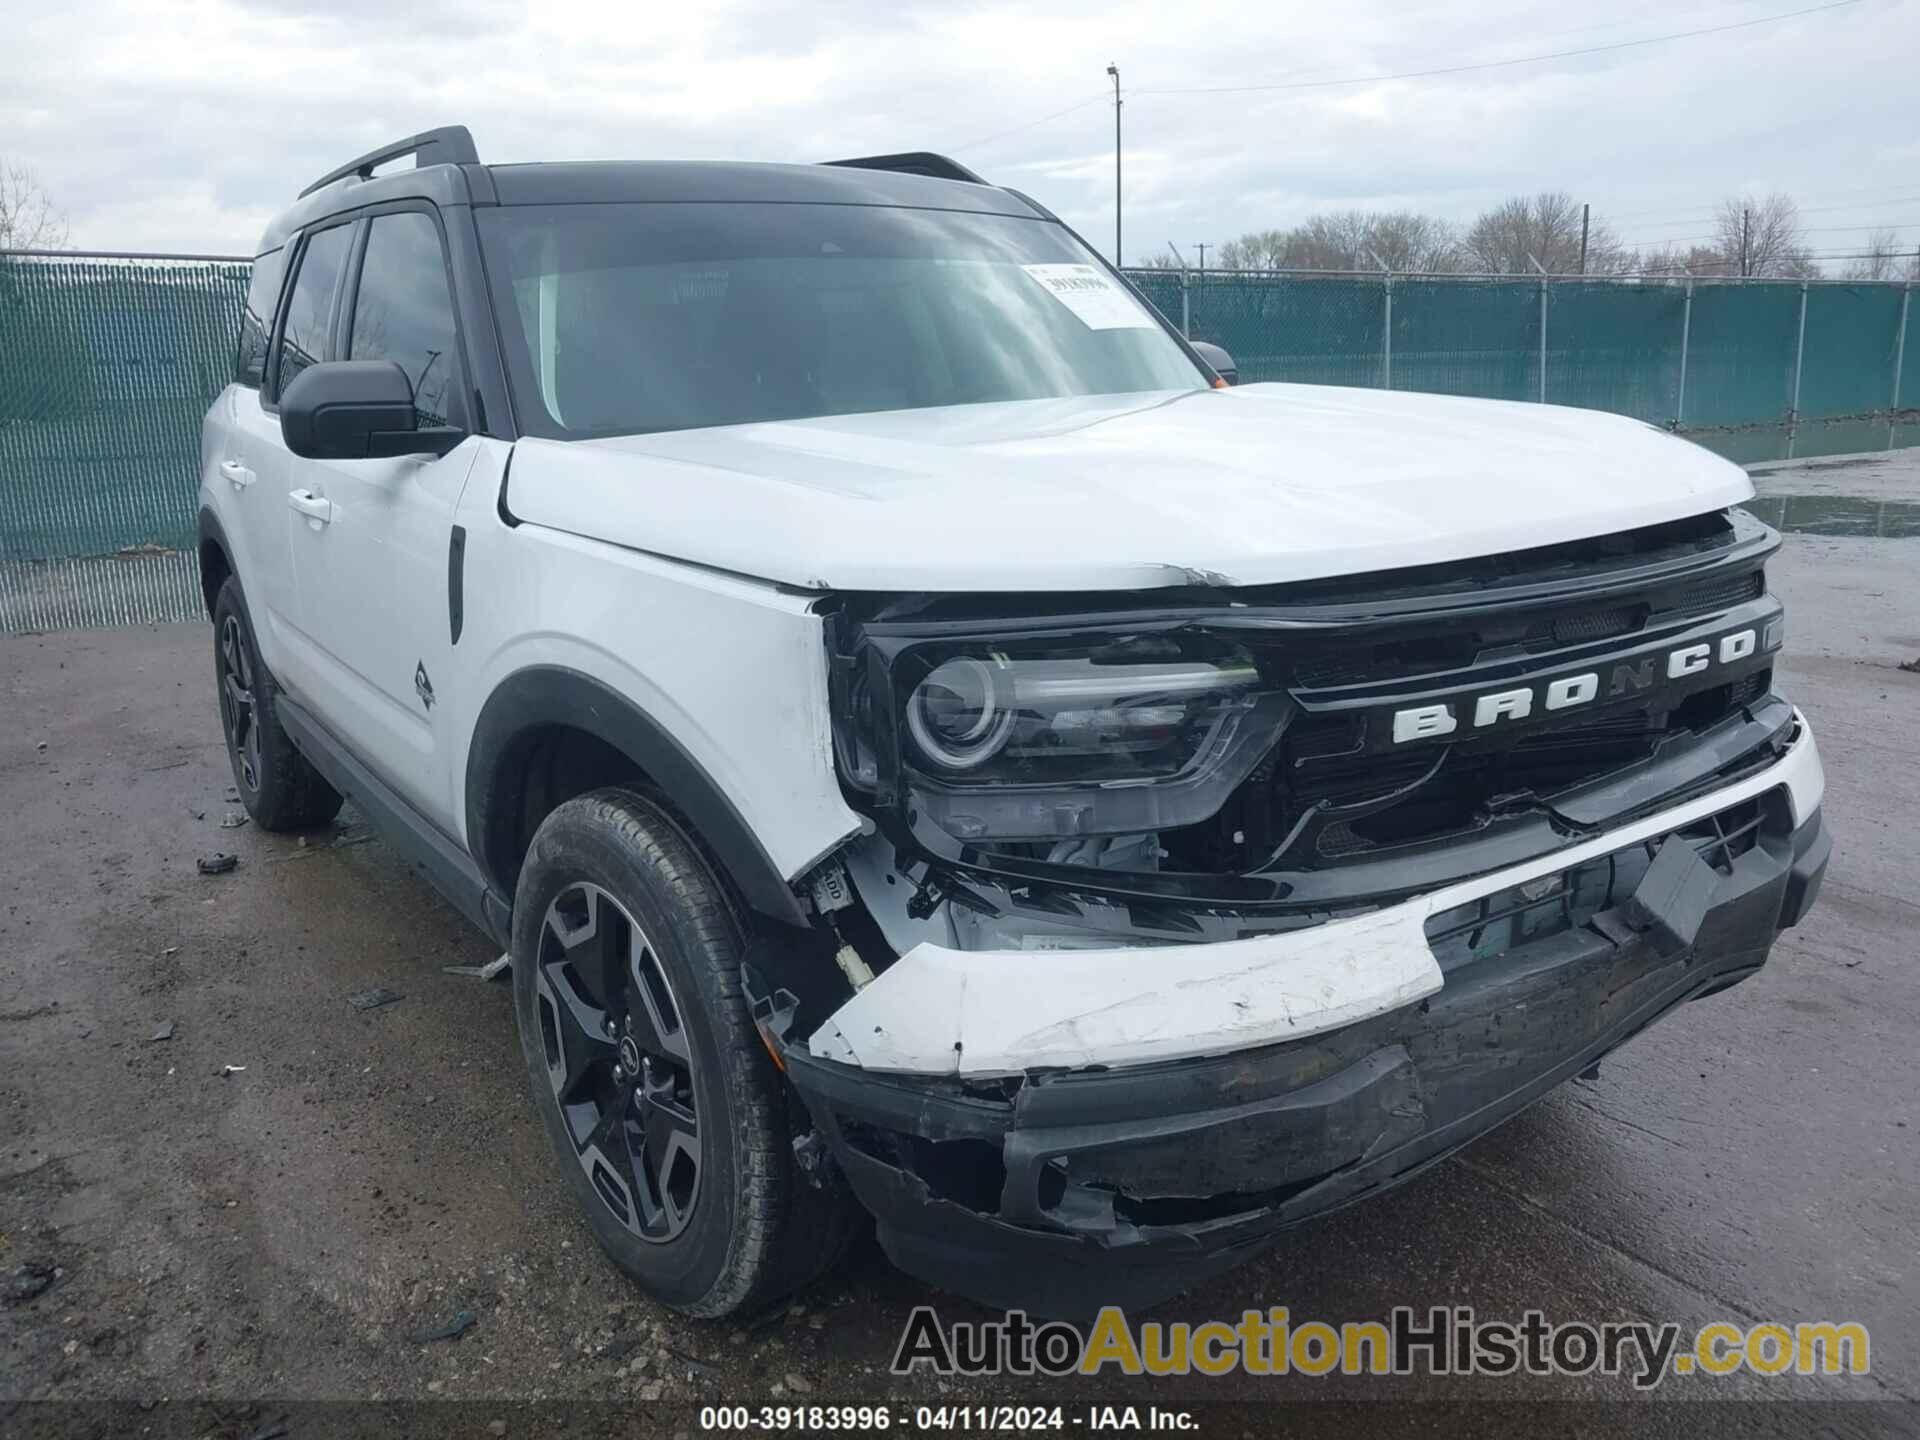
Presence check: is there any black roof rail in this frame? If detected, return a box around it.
[822,152,988,186]
[298,126,481,200]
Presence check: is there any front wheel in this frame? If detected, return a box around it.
[512,788,852,1317]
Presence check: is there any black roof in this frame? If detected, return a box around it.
[257,129,1043,254]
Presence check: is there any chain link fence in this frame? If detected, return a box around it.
[1,252,248,631]
[1,250,1914,633]
[1127,268,1915,428]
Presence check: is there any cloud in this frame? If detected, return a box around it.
[0,0,1907,262]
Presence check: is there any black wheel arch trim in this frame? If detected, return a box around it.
[197,506,236,618]
[466,666,809,929]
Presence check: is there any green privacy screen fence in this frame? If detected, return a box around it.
[1,250,1915,632]
[2,252,247,632]
[1126,269,1916,427]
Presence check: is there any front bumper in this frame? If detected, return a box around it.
[776,719,1831,1316]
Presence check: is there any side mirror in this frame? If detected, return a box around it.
[279,360,465,460]
[1190,341,1238,386]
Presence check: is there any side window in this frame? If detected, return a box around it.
[274,223,353,400]
[349,211,461,426]
[234,247,287,388]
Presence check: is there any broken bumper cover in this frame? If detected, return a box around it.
[780,716,1830,1314]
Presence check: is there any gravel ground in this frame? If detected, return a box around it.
[2,463,1918,1435]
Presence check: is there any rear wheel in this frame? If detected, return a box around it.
[212,577,343,832]
[512,788,854,1317]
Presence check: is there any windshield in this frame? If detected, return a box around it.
[477,202,1205,438]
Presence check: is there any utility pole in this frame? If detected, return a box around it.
[1195,242,1208,276]
[1579,203,1590,275]
[1106,63,1122,267]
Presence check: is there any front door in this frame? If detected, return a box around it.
[283,207,479,830]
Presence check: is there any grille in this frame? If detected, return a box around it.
[1291,566,1766,690]
[1290,670,1769,862]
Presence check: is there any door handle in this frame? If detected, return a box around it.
[219,459,255,490]
[287,489,334,526]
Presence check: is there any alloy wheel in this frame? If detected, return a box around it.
[533,882,702,1242]
[218,614,261,791]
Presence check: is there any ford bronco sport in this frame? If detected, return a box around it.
[199,126,1831,1318]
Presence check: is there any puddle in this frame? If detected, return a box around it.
[1742,494,1920,538]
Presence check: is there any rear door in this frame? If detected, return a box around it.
[225,222,354,674]
[282,205,480,827]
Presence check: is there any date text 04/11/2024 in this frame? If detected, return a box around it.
[697,1405,1198,1431]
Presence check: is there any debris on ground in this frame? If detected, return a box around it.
[348,987,405,1011]
[664,1345,710,1380]
[4,1259,57,1306]
[1900,657,1920,674]
[148,1021,175,1043]
[219,812,250,829]
[196,853,239,876]
[219,1064,247,1077]
[408,1309,477,1345]
[442,953,512,983]
[784,1372,815,1394]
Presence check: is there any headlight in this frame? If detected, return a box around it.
[867,636,1289,843]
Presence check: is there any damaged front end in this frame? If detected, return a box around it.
[745,508,1832,1315]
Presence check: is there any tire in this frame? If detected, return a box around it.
[512,787,855,1318]
[212,576,343,832]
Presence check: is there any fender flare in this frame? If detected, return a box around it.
[465,665,808,928]
[196,505,235,618]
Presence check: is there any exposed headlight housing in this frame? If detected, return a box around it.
[842,632,1290,844]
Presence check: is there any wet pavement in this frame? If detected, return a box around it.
[2,457,1918,1433]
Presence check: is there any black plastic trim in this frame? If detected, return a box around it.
[465,666,808,927]
[447,525,466,644]
[276,693,511,948]
[195,506,235,619]
[822,152,987,185]
[299,125,480,200]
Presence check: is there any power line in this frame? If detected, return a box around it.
[951,94,1109,153]
[1610,193,1920,231]
[1129,0,1860,98]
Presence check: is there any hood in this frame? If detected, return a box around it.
[503,384,1754,593]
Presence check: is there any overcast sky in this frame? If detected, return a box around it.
[2,0,1914,264]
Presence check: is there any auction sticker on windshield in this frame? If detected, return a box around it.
[1022,263,1158,329]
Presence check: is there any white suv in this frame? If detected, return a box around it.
[199,127,1831,1318]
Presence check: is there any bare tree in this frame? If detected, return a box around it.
[1635,241,1735,277]
[1215,229,1290,271]
[0,163,68,251]
[1711,193,1815,278]
[1462,192,1626,274]
[1212,212,1461,273]
[1839,228,1909,282]
[1133,249,1186,271]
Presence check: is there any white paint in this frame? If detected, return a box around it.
[444,459,865,881]
[1720,630,1757,663]
[1392,704,1457,743]
[810,715,1824,1077]
[504,384,1756,593]
[1668,643,1711,678]
[1546,673,1599,710]
[1473,687,1533,727]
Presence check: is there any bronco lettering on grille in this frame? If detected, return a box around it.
[1390,627,1759,745]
